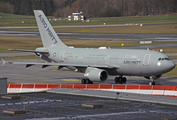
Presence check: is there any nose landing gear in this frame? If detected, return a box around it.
[149,77,155,85]
[149,81,155,85]
[144,76,156,85]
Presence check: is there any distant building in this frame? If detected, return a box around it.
[68,12,85,21]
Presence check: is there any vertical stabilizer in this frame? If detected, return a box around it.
[34,10,68,48]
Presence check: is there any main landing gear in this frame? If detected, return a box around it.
[81,79,93,84]
[115,76,126,84]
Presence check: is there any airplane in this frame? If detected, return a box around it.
[2,10,175,85]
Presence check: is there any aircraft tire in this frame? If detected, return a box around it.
[122,77,126,83]
[115,77,119,83]
[81,79,86,84]
[118,78,123,84]
[86,79,90,84]
[149,81,155,85]
[152,81,155,85]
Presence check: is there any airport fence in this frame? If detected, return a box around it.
[7,84,177,97]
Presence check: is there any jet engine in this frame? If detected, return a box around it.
[84,68,108,82]
[144,75,162,80]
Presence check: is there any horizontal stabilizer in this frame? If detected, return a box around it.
[8,49,49,54]
[1,58,7,65]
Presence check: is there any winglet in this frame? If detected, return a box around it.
[1,58,6,65]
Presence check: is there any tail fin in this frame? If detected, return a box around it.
[34,10,68,48]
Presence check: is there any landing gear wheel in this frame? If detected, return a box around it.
[115,77,119,83]
[149,81,155,85]
[152,81,155,85]
[86,79,90,84]
[81,79,86,84]
[115,76,126,84]
[122,77,126,83]
[118,77,123,84]
[81,79,93,84]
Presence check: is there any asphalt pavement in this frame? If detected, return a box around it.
[1,30,177,41]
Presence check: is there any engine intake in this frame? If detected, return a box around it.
[84,68,108,82]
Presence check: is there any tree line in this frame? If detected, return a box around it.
[0,0,177,17]
[55,0,177,17]
[0,0,54,16]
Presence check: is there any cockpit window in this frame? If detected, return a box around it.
[158,57,170,61]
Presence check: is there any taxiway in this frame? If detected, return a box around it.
[0,30,177,42]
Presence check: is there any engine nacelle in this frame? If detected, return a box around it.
[144,75,162,80]
[84,68,108,82]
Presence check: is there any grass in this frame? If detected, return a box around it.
[4,24,177,34]
[163,66,177,77]
[0,36,42,53]
[0,36,138,52]
[0,12,177,27]
[162,47,177,53]
[169,56,177,59]
[1,36,177,53]
[0,12,176,34]
[54,24,177,34]
[92,15,177,24]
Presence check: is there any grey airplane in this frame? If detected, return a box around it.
[2,10,175,85]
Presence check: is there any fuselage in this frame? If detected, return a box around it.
[37,46,175,77]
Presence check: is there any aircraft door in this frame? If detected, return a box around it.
[143,54,151,66]
[59,50,65,62]
[105,56,109,64]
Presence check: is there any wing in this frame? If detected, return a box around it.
[1,59,121,69]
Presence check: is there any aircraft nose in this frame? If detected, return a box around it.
[165,61,175,71]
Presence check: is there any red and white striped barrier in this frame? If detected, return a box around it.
[7,84,61,93]
[7,84,177,97]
